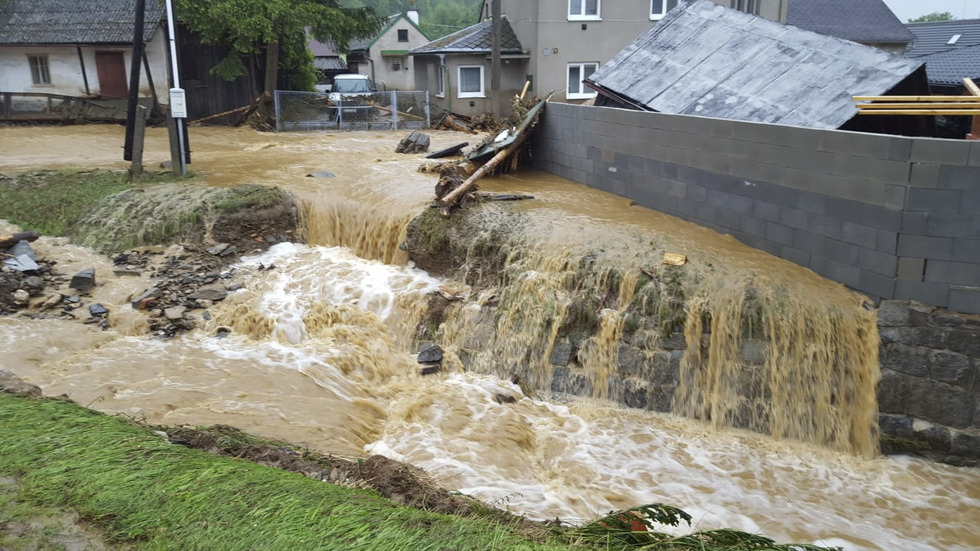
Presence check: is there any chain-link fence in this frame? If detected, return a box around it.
[274,90,430,132]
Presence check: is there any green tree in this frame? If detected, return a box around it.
[345,0,483,39]
[174,0,386,91]
[908,11,955,22]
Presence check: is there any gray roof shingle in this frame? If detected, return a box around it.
[917,45,980,86]
[786,0,913,45]
[0,0,165,45]
[411,16,522,55]
[906,19,980,57]
[586,0,924,129]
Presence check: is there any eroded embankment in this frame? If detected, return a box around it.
[402,200,978,465]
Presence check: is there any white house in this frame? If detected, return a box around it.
[346,11,430,91]
[0,0,170,119]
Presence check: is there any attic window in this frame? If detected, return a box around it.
[28,54,51,85]
[948,34,962,45]
[398,29,409,42]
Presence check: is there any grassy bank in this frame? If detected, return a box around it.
[0,169,294,253]
[0,169,175,236]
[0,393,576,551]
[0,393,842,551]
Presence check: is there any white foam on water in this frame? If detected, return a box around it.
[366,371,979,551]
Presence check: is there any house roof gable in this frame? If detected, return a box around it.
[0,0,165,45]
[586,0,924,129]
[350,12,430,52]
[410,16,522,55]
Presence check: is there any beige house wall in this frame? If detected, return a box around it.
[358,15,430,90]
[484,0,788,103]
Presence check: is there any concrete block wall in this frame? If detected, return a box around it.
[531,103,980,314]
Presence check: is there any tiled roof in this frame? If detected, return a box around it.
[587,0,924,129]
[313,56,348,72]
[906,19,980,57]
[786,0,913,44]
[411,16,522,55]
[918,45,980,86]
[0,0,165,45]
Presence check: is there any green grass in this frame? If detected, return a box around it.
[0,169,176,236]
[0,394,577,551]
[0,394,843,551]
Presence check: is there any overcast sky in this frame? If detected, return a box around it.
[882,0,980,22]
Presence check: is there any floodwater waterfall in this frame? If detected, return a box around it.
[1,125,977,551]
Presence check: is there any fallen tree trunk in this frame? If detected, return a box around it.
[438,129,531,210]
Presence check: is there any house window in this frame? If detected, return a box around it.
[28,55,51,85]
[437,65,446,97]
[397,29,409,42]
[389,57,404,72]
[651,0,678,20]
[458,65,484,98]
[568,0,600,20]
[566,62,598,99]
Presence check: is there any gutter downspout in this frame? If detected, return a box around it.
[440,53,450,113]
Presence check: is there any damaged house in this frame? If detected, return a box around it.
[585,0,932,136]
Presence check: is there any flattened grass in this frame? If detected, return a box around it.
[0,394,573,551]
[0,169,176,237]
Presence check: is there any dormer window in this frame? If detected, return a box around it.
[569,0,600,21]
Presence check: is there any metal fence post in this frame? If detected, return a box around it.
[425,90,430,128]
[391,90,398,130]
[274,90,282,132]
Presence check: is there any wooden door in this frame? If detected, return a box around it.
[95,52,128,99]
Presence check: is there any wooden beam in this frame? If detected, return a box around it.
[856,102,980,109]
[858,109,980,115]
[964,78,980,97]
[853,95,980,102]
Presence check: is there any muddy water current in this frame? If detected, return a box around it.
[2,125,979,550]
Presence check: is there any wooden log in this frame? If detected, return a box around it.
[373,103,424,121]
[0,231,41,249]
[439,127,531,207]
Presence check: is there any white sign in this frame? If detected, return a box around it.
[169,88,187,118]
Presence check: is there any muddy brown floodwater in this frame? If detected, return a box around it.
[1,124,978,551]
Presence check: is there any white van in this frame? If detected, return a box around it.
[324,74,376,120]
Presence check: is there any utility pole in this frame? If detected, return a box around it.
[164,0,188,176]
[123,0,146,164]
[491,0,501,117]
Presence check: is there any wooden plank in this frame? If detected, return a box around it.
[858,109,980,115]
[964,78,980,97]
[856,102,980,109]
[853,95,980,102]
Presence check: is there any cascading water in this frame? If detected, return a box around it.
[1,125,977,550]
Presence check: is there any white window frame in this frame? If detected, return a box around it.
[568,0,601,21]
[28,54,51,85]
[437,65,446,98]
[566,62,598,100]
[457,65,485,99]
[650,0,678,20]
